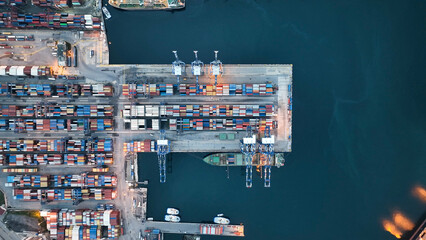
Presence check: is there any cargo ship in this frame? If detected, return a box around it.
[203,153,285,167]
[108,0,185,11]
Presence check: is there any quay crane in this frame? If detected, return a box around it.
[259,126,275,187]
[209,51,223,86]
[241,126,256,188]
[191,51,204,94]
[172,51,185,85]
[156,129,170,183]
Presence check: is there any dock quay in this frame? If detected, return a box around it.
[144,221,244,237]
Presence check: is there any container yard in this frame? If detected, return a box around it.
[0,11,291,238]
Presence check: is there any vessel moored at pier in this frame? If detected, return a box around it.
[165,214,181,222]
[167,207,179,215]
[109,0,185,11]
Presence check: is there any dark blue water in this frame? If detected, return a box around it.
[105,0,426,239]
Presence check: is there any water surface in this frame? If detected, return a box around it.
[106,1,426,239]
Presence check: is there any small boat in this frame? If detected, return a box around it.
[102,7,112,20]
[214,215,230,225]
[167,208,179,215]
[165,214,180,223]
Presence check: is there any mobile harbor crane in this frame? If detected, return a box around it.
[241,126,256,188]
[209,51,223,87]
[172,51,185,85]
[259,126,275,187]
[156,129,170,183]
[191,51,204,94]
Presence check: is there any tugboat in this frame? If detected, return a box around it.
[166,208,179,215]
[102,7,112,20]
[214,214,230,225]
[165,214,181,222]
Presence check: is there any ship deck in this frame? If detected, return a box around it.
[144,221,244,237]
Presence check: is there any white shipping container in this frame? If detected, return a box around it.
[0,66,6,75]
[9,66,18,75]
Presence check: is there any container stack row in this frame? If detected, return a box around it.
[179,83,275,96]
[88,119,113,131]
[123,104,275,118]
[122,83,173,97]
[87,138,112,152]
[41,209,120,240]
[0,83,113,97]
[0,118,114,131]
[0,104,113,118]
[0,12,100,29]
[13,188,116,201]
[122,83,275,97]
[0,153,113,166]
[0,35,34,41]
[50,174,116,188]
[0,43,12,49]
[179,118,275,131]
[123,140,155,153]
[9,0,25,6]
[6,175,48,187]
[2,168,37,173]
[200,225,224,235]
[0,138,112,152]
[0,66,50,76]
[124,118,275,131]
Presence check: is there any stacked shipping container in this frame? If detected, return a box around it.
[13,188,116,201]
[122,83,275,98]
[41,209,120,239]
[0,118,114,131]
[0,12,100,30]
[0,66,50,76]
[0,83,113,97]
[123,140,156,153]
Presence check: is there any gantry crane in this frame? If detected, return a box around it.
[172,51,185,85]
[191,51,204,94]
[241,126,256,188]
[259,126,275,187]
[209,51,223,87]
[156,129,170,183]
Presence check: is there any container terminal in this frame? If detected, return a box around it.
[0,1,291,239]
